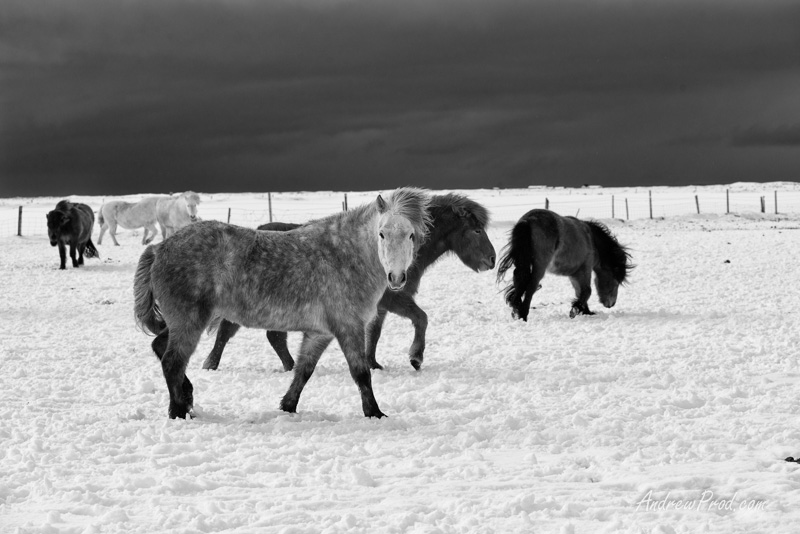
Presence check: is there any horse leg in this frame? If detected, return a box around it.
[280,333,333,413]
[77,243,85,265]
[379,296,429,370]
[202,319,241,370]
[365,309,389,370]
[98,222,107,245]
[69,242,79,268]
[516,264,546,322]
[152,329,194,416]
[337,323,385,418]
[569,268,595,318]
[143,224,157,245]
[107,220,120,246]
[266,331,294,372]
[57,241,67,270]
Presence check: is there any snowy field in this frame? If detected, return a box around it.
[2,186,800,533]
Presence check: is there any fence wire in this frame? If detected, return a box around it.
[2,187,798,237]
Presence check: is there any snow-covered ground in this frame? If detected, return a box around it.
[2,186,800,533]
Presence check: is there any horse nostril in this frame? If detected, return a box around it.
[489,256,496,268]
[400,272,407,285]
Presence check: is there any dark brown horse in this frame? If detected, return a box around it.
[497,209,632,320]
[202,193,495,372]
[46,200,99,270]
[134,188,431,420]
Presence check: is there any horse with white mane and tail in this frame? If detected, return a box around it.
[134,187,431,420]
[98,191,200,245]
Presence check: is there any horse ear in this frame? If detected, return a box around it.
[376,194,387,213]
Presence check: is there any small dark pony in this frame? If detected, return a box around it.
[46,200,99,270]
[497,209,633,320]
[202,193,496,372]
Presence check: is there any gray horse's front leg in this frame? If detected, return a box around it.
[365,309,389,370]
[337,324,385,418]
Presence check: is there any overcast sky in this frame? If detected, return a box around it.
[2,0,800,196]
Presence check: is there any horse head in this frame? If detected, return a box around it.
[376,188,431,291]
[446,197,495,272]
[46,210,69,246]
[181,192,201,221]
[587,221,633,309]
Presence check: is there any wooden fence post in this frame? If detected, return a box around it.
[649,190,653,219]
[268,192,273,223]
[227,208,231,224]
[18,206,23,236]
[775,190,778,214]
[726,189,730,214]
[760,196,765,213]
[612,195,615,218]
[545,198,550,210]
[625,198,629,220]
[695,195,700,214]
[343,193,348,212]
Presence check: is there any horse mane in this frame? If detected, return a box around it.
[381,187,433,243]
[585,220,633,284]
[180,191,201,204]
[429,193,490,228]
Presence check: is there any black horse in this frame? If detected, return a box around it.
[202,193,496,372]
[46,200,99,270]
[497,209,632,320]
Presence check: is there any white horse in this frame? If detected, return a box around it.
[156,192,201,239]
[98,196,168,246]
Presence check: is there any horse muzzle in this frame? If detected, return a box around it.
[600,297,616,308]
[477,255,496,272]
[387,271,407,291]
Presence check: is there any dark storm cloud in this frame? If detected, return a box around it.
[2,0,800,196]
[732,124,800,147]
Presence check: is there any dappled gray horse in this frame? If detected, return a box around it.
[134,188,431,419]
[155,191,200,240]
[98,197,167,245]
[497,209,633,320]
[202,193,496,372]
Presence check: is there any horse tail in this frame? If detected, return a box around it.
[134,245,165,335]
[497,219,535,306]
[97,208,105,227]
[84,239,99,259]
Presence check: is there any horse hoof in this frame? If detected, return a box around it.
[409,359,421,371]
[366,409,387,419]
[369,361,384,371]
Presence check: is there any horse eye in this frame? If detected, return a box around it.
[474,229,482,234]
[379,232,384,239]
[410,233,415,241]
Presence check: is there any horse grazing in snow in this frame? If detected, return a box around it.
[155,191,201,240]
[134,188,431,420]
[202,193,496,372]
[497,209,633,320]
[98,197,167,246]
[46,200,99,270]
